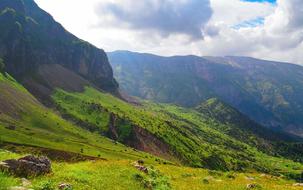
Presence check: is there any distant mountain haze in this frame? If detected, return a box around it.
[109,51,303,137]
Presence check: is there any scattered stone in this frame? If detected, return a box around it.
[58,183,73,190]
[245,176,255,180]
[134,164,148,173]
[21,178,31,187]
[204,176,214,180]
[0,155,51,177]
[293,183,303,186]
[9,187,27,190]
[246,183,262,189]
[9,186,28,190]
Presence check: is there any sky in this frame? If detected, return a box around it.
[34,0,303,65]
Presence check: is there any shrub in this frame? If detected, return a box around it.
[202,178,209,184]
[134,168,171,190]
[36,180,55,190]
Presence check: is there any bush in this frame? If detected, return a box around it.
[36,180,55,190]
[134,167,171,190]
[202,178,209,184]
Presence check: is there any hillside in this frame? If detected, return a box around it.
[1,150,302,190]
[1,72,303,189]
[109,51,303,137]
[0,72,159,162]
[51,86,303,176]
[0,0,119,101]
[0,1,303,189]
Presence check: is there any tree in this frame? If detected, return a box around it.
[0,58,5,73]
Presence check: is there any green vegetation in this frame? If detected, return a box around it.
[1,1,302,190]
[52,87,303,178]
[1,150,302,190]
[109,51,303,137]
[0,73,160,163]
[1,72,303,190]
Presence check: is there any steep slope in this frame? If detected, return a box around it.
[0,72,157,162]
[0,0,118,99]
[196,98,296,142]
[109,51,303,137]
[51,86,303,178]
[196,98,303,162]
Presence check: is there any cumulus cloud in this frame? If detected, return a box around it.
[94,0,213,39]
[190,0,303,64]
[34,0,303,65]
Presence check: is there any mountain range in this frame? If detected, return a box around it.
[0,1,303,189]
[109,51,303,137]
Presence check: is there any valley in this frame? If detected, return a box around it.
[0,0,303,190]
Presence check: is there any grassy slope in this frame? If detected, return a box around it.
[52,87,303,178]
[0,149,302,190]
[0,73,159,162]
[0,74,302,189]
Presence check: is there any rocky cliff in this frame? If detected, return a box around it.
[0,0,118,94]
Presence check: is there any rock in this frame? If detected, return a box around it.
[245,176,255,180]
[8,186,33,190]
[134,164,148,173]
[21,178,31,187]
[246,183,262,189]
[58,183,72,190]
[0,155,51,177]
[9,187,27,190]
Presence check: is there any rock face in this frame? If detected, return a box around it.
[0,0,118,93]
[0,155,51,177]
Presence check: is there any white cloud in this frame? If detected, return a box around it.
[34,0,303,65]
[94,0,212,39]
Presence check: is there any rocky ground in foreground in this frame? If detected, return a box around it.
[1,149,303,190]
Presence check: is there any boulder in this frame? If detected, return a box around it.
[0,155,51,177]
[246,183,262,189]
[58,183,72,190]
[134,164,148,173]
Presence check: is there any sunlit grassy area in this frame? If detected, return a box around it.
[0,73,161,163]
[0,150,302,190]
[52,87,303,177]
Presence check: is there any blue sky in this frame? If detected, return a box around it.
[243,0,276,3]
[233,17,265,29]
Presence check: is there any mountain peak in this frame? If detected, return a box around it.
[0,0,119,99]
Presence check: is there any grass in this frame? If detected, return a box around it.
[1,73,303,189]
[0,73,162,163]
[0,149,302,190]
[52,87,303,177]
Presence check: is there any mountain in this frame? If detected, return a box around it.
[109,51,303,137]
[1,1,303,189]
[196,98,303,162]
[0,0,119,103]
